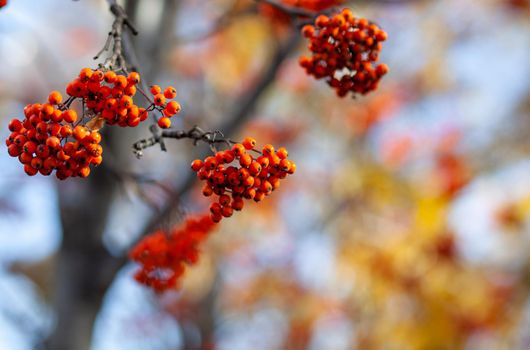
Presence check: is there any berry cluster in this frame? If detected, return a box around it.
[129,214,216,292]
[148,84,181,129]
[190,137,296,223]
[6,98,102,179]
[67,68,148,128]
[6,67,182,178]
[299,9,389,97]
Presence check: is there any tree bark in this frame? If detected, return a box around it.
[45,128,125,350]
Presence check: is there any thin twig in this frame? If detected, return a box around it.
[132,125,234,158]
[95,0,138,72]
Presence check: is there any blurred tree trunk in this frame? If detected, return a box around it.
[45,130,123,350]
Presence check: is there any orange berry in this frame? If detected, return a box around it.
[242,137,256,150]
[243,176,255,187]
[257,156,269,168]
[157,117,171,129]
[211,212,223,223]
[91,156,103,166]
[210,202,222,215]
[13,134,26,146]
[244,188,256,200]
[111,87,123,98]
[43,157,57,169]
[46,136,61,149]
[78,166,91,178]
[231,197,244,211]
[41,104,54,116]
[222,150,236,163]
[315,15,329,27]
[8,119,22,132]
[36,122,47,134]
[24,164,38,176]
[204,156,217,170]
[62,110,78,123]
[60,125,73,138]
[51,109,63,123]
[301,25,314,38]
[104,71,117,83]
[269,154,281,168]
[7,144,20,157]
[260,180,273,194]
[127,117,140,127]
[128,105,140,119]
[117,107,128,117]
[79,68,93,82]
[262,144,274,156]
[270,177,280,190]
[219,194,231,206]
[279,159,291,172]
[86,144,103,157]
[105,98,117,110]
[276,147,288,159]
[163,86,177,99]
[154,94,166,106]
[239,153,252,167]
[253,191,265,202]
[197,168,211,180]
[73,125,89,140]
[30,157,43,169]
[238,168,250,180]
[91,70,104,81]
[115,75,128,89]
[191,159,203,171]
[48,91,63,105]
[19,152,32,164]
[248,162,262,175]
[287,162,297,174]
[124,84,137,96]
[48,123,61,136]
[202,184,213,196]
[57,150,70,161]
[127,72,140,85]
[221,205,233,218]
[23,141,37,154]
[232,143,245,157]
[120,95,133,108]
[150,85,161,95]
[376,30,388,41]
[376,63,389,76]
[165,101,181,115]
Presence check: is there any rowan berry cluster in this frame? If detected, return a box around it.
[64,68,149,127]
[190,137,296,223]
[148,84,181,129]
[299,9,389,97]
[129,214,216,292]
[6,67,182,178]
[6,97,103,179]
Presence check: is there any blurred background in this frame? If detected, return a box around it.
[1,0,530,349]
